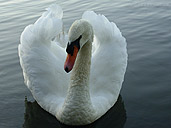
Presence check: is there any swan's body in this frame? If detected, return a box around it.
[18,4,127,125]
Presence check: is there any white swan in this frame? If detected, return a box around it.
[18,4,127,125]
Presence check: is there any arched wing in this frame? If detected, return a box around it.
[18,4,69,116]
[82,11,127,116]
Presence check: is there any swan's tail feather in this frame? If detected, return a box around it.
[20,4,63,48]
[82,11,124,44]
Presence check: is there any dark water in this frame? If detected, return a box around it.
[0,0,171,128]
[23,95,126,128]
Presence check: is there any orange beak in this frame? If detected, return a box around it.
[64,46,79,73]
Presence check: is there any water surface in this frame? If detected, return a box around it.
[0,0,171,128]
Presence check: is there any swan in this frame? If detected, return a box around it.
[18,4,127,125]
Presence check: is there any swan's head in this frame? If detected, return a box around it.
[64,19,93,73]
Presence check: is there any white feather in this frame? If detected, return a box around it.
[18,4,127,125]
[19,4,69,116]
[82,11,127,118]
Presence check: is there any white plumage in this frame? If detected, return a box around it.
[18,4,127,125]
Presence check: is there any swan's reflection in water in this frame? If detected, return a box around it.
[23,95,126,128]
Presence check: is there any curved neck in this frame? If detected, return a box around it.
[70,40,92,87]
[59,40,95,125]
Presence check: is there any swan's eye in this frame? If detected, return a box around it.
[66,35,82,56]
